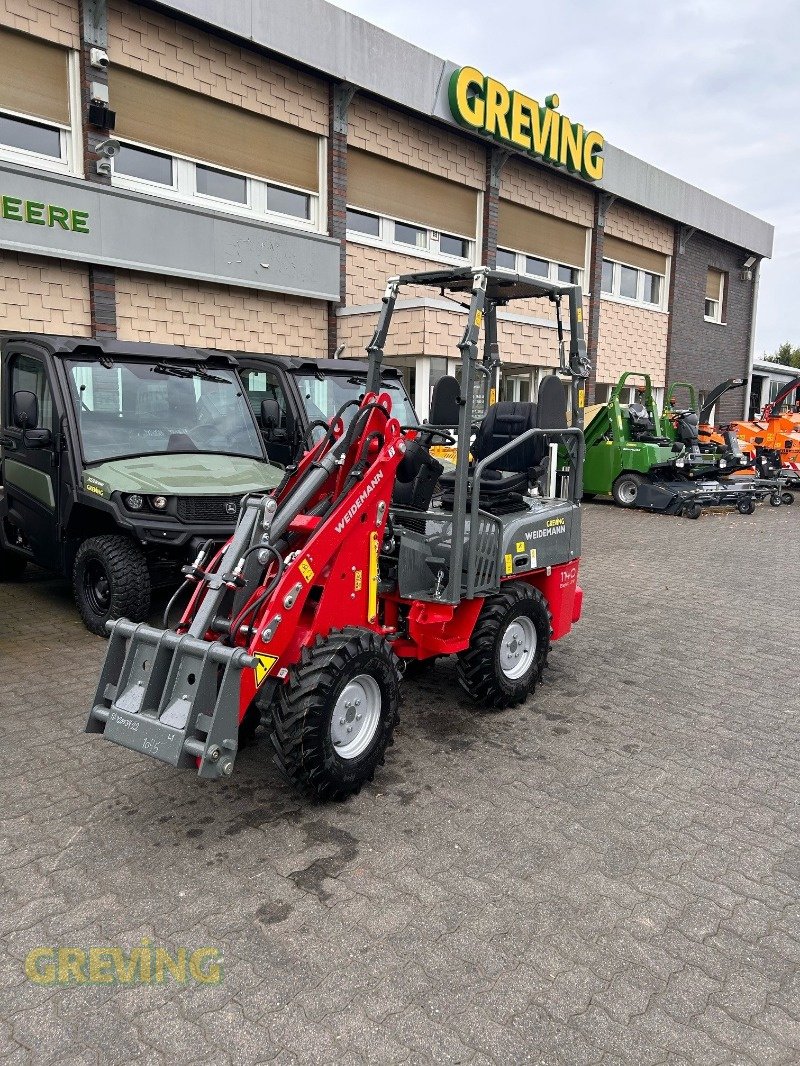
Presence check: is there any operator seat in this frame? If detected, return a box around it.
[427,375,461,428]
[627,402,672,445]
[439,401,542,514]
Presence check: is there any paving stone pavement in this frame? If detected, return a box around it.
[0,502,798,1065]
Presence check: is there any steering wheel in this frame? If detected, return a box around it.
[403,426,456,446]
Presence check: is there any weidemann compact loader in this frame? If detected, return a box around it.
[86,268,588,800]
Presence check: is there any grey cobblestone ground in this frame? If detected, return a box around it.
[0,503,798,1064]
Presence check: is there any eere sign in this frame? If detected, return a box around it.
[449,67,605,182]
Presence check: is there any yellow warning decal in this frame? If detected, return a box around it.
[298,558,314,583]
[530,548,537,569]
[578,388,585,409]
[576,308,583,322]
[489,388,497,407]
[254,654,278,687]
[504,553,513,575]
[515,540,525,553]
[475,309,483,326]
[354,569,363,592]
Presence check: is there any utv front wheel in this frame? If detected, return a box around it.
[612,471,646,508]
[73,535,150,636]
[457,583,551,710]
[270,628,401,800]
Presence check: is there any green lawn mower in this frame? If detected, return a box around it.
[582,372,778,516]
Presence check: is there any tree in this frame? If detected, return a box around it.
[764,342,800,369]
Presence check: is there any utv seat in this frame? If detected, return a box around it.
[391,440,444,532]
[627,402,672,446]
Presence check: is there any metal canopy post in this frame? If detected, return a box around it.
[444,269,488,605]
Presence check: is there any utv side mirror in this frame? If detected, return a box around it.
[12,389,52,448]
[13,390,38,429]
[260,398,280,431]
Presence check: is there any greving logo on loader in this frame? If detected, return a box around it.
[334,470,384,534]
[525,517,566,542]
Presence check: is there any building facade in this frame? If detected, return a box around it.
[0,0,774,424]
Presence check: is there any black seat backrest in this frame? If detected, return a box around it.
[675,411,700,445]
[627,402,654,439]
[473,401,539,473]
[536,374,568,430]
[428,375,460,426]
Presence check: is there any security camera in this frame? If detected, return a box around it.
[743,255,757,269]
[95,138,120,158]
[90,47,109,70]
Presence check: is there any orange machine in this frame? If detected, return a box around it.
[729,375,800,481]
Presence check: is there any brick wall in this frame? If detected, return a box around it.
[500,159,594,228]
[667,231,754,423]
[347,95,484,187]
[107,0,327,133]
[346,243,451,306]
[605,201,674,255]
[0,252,91,334]
[115,273,327,353]
[0,0,78,46]
[596,300,669,387]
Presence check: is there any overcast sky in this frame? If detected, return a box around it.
[332,0,799,358]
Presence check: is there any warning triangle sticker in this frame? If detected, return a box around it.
[254,654,278,686]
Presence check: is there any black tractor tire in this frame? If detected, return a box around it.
[781,491,794,505]
[270,628,401,801]
[0,548,28,581]
[72,535,150,636]
[457,582,551,710]
[685,503,702,520]
[737,496,756,516]
[612,471,646,508]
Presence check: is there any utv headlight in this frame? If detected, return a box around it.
[151,495,168,511]
[125,494,144,511]
[719,459,727,468]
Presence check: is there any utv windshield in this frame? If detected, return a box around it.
[67,360,264,464]
[296,372,417,433]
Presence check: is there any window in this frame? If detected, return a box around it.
[0,114,61,158]
[10,355,53,430]
[110,67,320,230]
[498,247,583,287]
[601,259,614,294]
[440,233,469,258]
[619,265,638,299]
[116,143,173,186]
[346,208,473,264]
[347,208,380,236]
[526,256,549,278]
[267,184,310,220]
[601,258,667,310]
[394,221,427,250]
[196,164,247,204]
[0,28,77,174]
[113,141,317,228]
[705,268,725,323]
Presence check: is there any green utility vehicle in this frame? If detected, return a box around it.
[236,355,418,466]
[0,335,281,633]
[583,372,680,505]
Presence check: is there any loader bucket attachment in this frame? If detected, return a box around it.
[85,619,256,780]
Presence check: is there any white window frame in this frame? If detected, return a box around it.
[0,51,82,176]
[600,256,668,312]
[704,273,725,324]
[112,136,321,232]
[346,206,475,267]
[496,246,584,288]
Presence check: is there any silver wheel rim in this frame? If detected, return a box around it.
[500,616,537,680]
[618,479,638,504]
[330,674,382,760]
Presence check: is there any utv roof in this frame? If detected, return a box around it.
[0,332,240,365]
[394,267,579,302]
[236,353,404,378]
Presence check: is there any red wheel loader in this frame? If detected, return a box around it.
[85,268,589,800]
